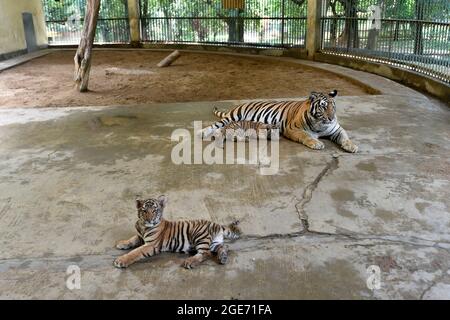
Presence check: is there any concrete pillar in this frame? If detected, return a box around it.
[127,0,140,46]
[306,0,322,60]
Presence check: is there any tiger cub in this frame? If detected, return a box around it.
[113,195,241,269]
[213,119,281,147]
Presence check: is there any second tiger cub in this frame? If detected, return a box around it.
[213,119,280,147]
[114,195,241,269]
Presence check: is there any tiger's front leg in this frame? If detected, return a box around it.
[284,129,324,150]
[340,139,358,153]
[182,237,212,269]
[329,126,358,153]
[115,235,143,250]
[182,251,212,269]
[113,244,159,268]
[215,244,229,265]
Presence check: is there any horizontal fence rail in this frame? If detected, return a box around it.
[43,0,130,44]
[139,0,307,48]
[320,0,450,83]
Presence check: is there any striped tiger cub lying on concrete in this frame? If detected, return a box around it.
[213,119,281,147]
[114,195,241,269]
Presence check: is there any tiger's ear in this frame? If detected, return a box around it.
[328,89,338,98]
[136,199,143,209]
[158,195,168,210]
[309,92,320,102]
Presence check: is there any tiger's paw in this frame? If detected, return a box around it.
[113,256,130,268]
[306,139,324,150]
[182,257,201,269]
[218,250,228,265]
[341,140,358,153]
[115,240,132,250]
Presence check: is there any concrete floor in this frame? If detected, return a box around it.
[0,57,449,299]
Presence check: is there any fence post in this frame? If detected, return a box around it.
[306,0,322,60]
[127,0,140,46]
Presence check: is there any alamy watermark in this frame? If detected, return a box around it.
[171,121,279,175]
[66,265,81,290]
[366,265,381,290]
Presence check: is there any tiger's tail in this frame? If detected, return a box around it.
[213,106,229,119]
[223,220,241,240]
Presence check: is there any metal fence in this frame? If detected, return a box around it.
[42,0,449,83]
[139,0,307,48]
[320,0,450,83]
[43,0,130,44]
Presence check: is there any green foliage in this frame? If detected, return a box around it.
[43,0,128,21]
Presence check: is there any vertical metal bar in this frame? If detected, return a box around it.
[388,20,393,59]
[281,0,285,47]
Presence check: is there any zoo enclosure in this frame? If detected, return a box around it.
[42,0,449,84]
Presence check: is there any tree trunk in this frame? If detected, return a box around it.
[74,0,101,92]
[337,0,359,49]
[393,20,400,41]
[414,0,424,55]
[329,0,338,46]
[228,9,244,43]
[191,8,207,41]
[366,29,379,50]
[157,50,181,67]
[163,9,172,41]
[142,0,149,39]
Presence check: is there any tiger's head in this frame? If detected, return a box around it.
[136,195,167,228]
[308,90,338,124]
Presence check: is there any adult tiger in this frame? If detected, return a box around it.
[201,90,358,153]
[113,195,241,269]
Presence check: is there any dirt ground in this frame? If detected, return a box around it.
[0,50,370,108]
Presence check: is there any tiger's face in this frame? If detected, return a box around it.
[308,90,338,124]
[136,195,167,228]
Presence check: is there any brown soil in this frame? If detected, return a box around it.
[0,50,370,108]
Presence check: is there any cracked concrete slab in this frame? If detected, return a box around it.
[0,92,449,299]
[1,236,449,299]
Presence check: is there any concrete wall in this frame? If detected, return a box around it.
[0,0,47,57]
